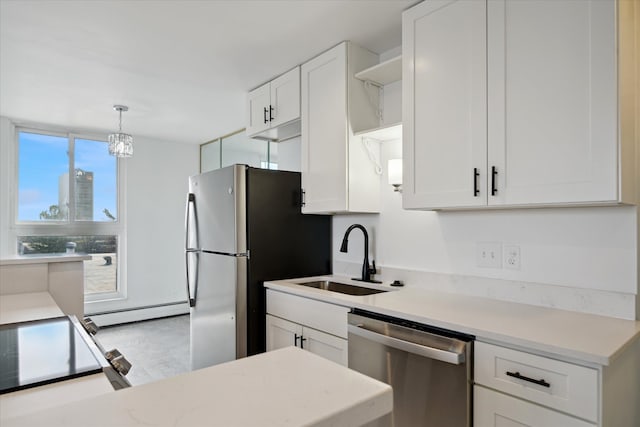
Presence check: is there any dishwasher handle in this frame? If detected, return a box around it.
[348,323,465,365]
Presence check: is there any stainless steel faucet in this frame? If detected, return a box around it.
[339,224,380,283]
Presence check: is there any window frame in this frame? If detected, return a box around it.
[11,125,127,303]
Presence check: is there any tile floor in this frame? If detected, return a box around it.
[94,314,190,386]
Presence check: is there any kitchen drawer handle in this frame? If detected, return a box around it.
[348,324,465,365]
[269,105,274,122]
[263,107,269,124]
[473,168,480,197]
[506,371,550,388]
[294,333,300,347]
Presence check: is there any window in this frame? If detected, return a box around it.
[14,129,124,300]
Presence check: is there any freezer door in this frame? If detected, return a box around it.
[188,164,247,255]
[190,253,247,370]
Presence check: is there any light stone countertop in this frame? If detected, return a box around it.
[264,275,640,366]
[0,292,64,325]
[0,374,115,421]
[0,254,91,265]
[3,346,392,427]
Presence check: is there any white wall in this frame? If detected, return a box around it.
[89,135,199,316]
[0,117,16,258]
[332,61,639,320]
[276,136,302,172]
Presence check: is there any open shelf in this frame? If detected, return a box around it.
[355,122,402,142]
[354,55,402,86]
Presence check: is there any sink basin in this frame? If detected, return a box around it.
[297,280,387,296]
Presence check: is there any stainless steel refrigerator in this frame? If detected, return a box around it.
[185,164,331,370]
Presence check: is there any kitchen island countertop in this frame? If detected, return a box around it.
[2,346,392,427]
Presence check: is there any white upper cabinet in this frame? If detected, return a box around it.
[269,68,301,129]
[246,66,301,141]
[403,0,487,209]
[301,42,381,214]
[247,83,271,136]
[403,0,638,210]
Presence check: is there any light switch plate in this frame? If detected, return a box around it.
[477,242,502,268]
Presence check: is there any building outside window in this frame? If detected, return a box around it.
[14,129,125,302]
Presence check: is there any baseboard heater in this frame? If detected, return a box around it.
[87,300,189,327]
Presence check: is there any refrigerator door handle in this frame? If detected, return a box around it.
[185,193,197,251]
[185,193,198,307]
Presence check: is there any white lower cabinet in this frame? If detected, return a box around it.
[266,314,301,350]
[266,314,348,366]
[474,386,594,427]
[475,341,598,422]
[474,341,596,426]
[474,340,640,427]
[265,289,350,366]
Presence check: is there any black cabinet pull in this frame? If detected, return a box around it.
[473,168,480,197]
[269,105,274,122]
[263,107,269,124]
[294,333,300,347]
[506,371,550,388]
[491,166,498,196]
[301,190,306,207]
[300,336,307,349]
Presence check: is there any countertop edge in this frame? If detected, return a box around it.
[0,255,92,265]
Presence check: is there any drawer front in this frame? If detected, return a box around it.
[266,290,349,338]
[475,341,598,422]
[474,386,595,427]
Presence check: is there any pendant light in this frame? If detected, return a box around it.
[108,105,133,157]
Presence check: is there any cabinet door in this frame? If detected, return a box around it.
[266,314,301,352]
[270,67,300,128]
[474,386,595,427]
[302,326,348,367]
[403,0,487,209]
[247,83,271,136]
[487,0,617,206]
[301,43,348,213]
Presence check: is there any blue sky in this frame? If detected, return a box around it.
[18,132,117,221]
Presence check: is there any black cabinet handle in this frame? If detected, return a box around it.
[506,371,550,388]
[491,166,498,196]
[301,190,306,207]
[269,105,274,122]
[300,336,307,349]
[473,168,480,197]
[263,107,269,124]
[294,333,300,347]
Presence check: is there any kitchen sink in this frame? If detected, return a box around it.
[297,280,388,296]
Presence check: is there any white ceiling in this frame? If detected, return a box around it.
[0,0,415,145]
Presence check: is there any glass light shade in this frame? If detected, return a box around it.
[388,158,403,185]
[108,132,133,158]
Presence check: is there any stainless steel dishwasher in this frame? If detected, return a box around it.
[348,310,473,427]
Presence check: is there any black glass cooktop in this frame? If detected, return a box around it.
[0,316,103,394]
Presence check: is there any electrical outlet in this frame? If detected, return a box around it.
[476,242,502,268]
[504,245,521,270]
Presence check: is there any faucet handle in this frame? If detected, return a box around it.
[369,260,377,275]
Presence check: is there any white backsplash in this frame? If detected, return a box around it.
[333,260,636,320]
